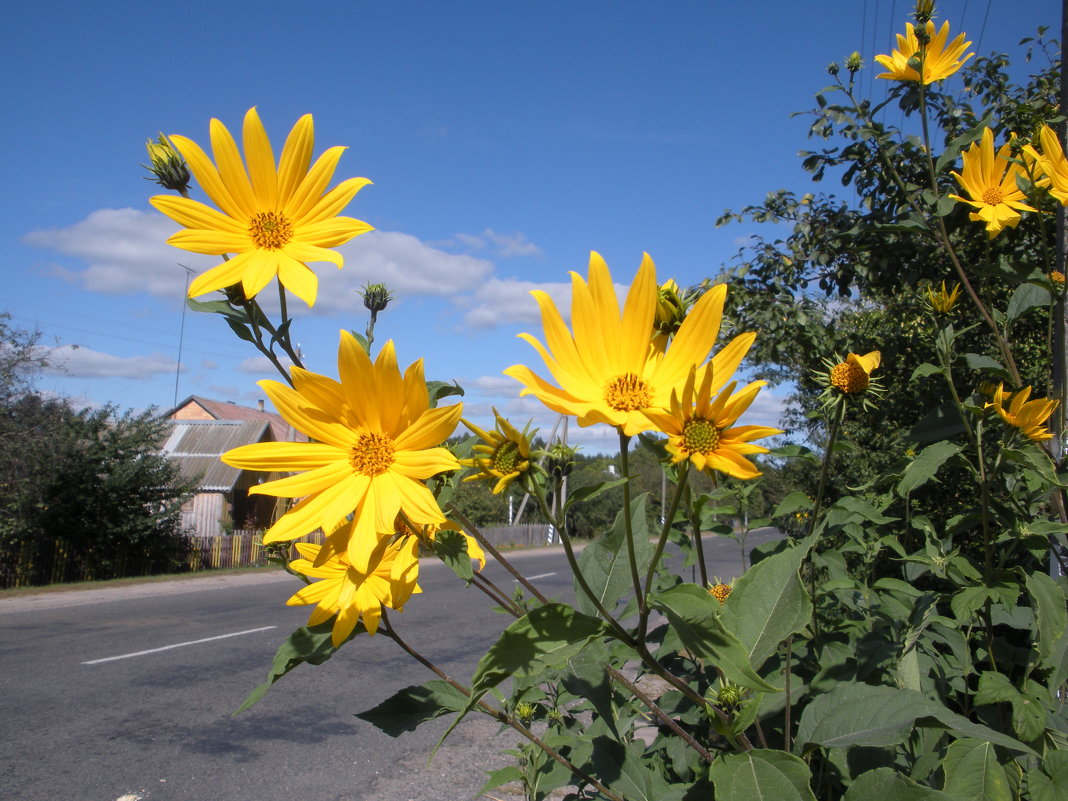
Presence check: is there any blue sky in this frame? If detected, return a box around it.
[2,0,1058,453]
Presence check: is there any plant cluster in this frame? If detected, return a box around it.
[145,5,1068,797]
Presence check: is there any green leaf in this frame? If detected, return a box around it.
[431,527,474,581]
[910,403,967,443]
[575,493,652,616]
[794,683,1036,755]
[720,534,815,668]
[234,621,353,714]
[1006,281,1049,323]
[354,680,469,736]
[426,380,464,407]
[564,476,630,509]
[561,639,621,739]
[1029,751,1068,801]
[709,749,816,801]
[910,363,941,381]
[590,738,687,801]
[772,490,814,518]
[477,766,524,799]
[960,353,1008,377]
[898,441,963,496]
[653,584,780,693]
[825,496,898,527]
[1025,571,1067,670]
[942,738,1014,801]
[842,768,962,800]
[975,672,1048,742]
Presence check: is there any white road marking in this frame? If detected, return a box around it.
[82,625,277,665]
[524,572,557,581]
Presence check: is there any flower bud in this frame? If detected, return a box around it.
[846,51,863,73]
[143,133,191,194]
[827,61,841,77]
[654,279,686,337]
[914,0,935,23]
[546,443,577,479]
[361,283,394,313]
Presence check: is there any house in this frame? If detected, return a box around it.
[162,396,306,537]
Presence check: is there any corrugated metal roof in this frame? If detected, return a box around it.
[166,395,305,442]
[163,420,271,492]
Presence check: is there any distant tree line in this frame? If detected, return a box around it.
[0,314,196,587]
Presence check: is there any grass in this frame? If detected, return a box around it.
[0,564,279,597]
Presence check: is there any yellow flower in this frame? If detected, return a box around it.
[643,366,783,480]
[460,409,535,494]
[222,332,462,573]
[504,252,748,437]
[950,128,1037,238]
[875,20,973,84]
[1051,270,1066,286]
[927,280,961,313]
[986,383,1058,442]
[1025,125,1068,206]
[286,536,421,647]
[830,351,881,394]
[151,108,373,307]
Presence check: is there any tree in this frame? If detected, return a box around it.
[0,316,196,586]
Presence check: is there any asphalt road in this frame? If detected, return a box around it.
[0,530,779,801]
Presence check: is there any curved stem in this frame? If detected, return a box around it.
[685,483,710,586]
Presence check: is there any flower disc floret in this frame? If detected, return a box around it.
[151,107,373,307]
[605,373,653,412]
[830,361,870,393]
[460,409,536,495]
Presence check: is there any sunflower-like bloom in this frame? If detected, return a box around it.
[1051,270,1066,286]
[286,537,421,646]
[1025,125,1068,206]
[151,108,373,307]
[643,366,783,480]
[986,384,1058,442]
[875,20,973,84]
[927,280,961,314]
[504,252,748,437]
[830,351,881,394]
[222,332,462,572]
[460,409,535,494]
[950,128,1037,239]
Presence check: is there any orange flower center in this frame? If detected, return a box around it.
[604,373,652,412]
[682,418,720,455]
[981,187,1004,206]
[248,210,294,250]
[492,440,522,474]
[350,432,395,476]
[830,361,870,393]
[709,583,732,604]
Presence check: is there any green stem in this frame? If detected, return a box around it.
[618,431,646,616]
[607,665,713,762]
[638,464,690,642]
[446,504,550,605]
[805,396,846,650]
[685,483,711,586]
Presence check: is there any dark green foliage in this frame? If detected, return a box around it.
[0,316,195,586]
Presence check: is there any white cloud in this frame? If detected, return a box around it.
[432,228,542,259]
[467,375,523,395]
[40,344,180,379]
[24,208,215,297]
[237,355,293,375]
[460,277,572,328]
[24,209,495,314]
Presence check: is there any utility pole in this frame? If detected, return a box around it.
[173,265,196,408]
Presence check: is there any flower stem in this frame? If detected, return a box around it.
[618,431,646,616]
[607,665,713,762]
[638,463,690,642]
[447,504,550,605]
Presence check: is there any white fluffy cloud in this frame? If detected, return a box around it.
[24,209,496,315]
[461,277,572,328]
[438,228,543,259]
[40,344,180,379]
